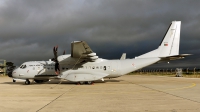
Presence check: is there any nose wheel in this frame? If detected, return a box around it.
[25,79,30,85]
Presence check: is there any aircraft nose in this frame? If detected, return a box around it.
[11,70,17,78]
[8,69,17,78]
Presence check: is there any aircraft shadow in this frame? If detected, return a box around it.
[2,79,123,85]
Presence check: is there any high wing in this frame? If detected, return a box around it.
[71,41,98,61]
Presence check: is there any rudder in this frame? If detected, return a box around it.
[159,21,181,57]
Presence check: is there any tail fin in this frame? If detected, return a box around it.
[159,21,181,57]
[135,21,181,59]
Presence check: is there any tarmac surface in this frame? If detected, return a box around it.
[0,75,200,112]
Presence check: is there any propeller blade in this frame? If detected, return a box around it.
[53,46,60,75]
[53,46,58,61]
[55,62,60,75]
[7,66,16,77]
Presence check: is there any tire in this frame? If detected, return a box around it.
[87,81,92,85]
[79,81,85,85]
[25,80,30,85]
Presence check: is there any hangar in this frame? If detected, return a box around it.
[0,59,6,76]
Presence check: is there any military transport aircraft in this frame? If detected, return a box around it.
[11,21,190,85]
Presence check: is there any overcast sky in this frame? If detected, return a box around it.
[0,0,200,69]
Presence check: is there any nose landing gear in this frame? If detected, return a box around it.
[25,79,30,85]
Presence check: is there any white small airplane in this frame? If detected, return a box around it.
[11,21,190,85]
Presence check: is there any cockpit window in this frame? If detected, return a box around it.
[20,65,27,69]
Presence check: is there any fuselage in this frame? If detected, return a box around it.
[12,55,160,81]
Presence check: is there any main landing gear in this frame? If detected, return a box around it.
[77,81,94,85]
[24,79,49,85]
[25,79,30,85]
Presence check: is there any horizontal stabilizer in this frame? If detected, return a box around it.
[160,54,192,61]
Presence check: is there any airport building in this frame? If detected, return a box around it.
[0,59,6,76]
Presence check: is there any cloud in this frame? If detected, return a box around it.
[0,0,200,68]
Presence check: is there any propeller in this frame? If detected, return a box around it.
[52,46,66,75]
[7,66,16,77]
[53,46,60,75]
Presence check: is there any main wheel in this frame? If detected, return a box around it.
[79,81,85,85]
[13,79,16,82]
[25,80,30,85]
[87,81,93,85]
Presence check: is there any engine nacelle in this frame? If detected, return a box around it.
[89,56,98,60]
[87,53,96,57]
[57,54,71,62]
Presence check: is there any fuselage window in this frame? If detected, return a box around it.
[100,66,102,69]
[20,65,26,69]
[96,66,99,69]
[92,66,95,69]
[103,66,106,70]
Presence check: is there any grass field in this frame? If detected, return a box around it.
[129,72,200,78]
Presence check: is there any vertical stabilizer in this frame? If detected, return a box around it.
[159,21,181,57]
[135,21,181,59]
